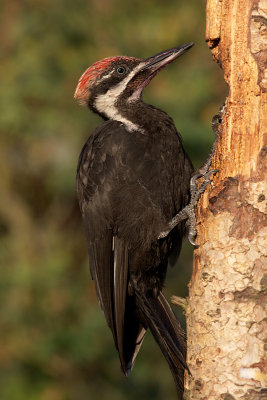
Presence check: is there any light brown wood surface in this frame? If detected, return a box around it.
[184,1,267,399]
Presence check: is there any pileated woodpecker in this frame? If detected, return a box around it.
[74,43,210,398]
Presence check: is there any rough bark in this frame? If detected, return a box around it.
[184,1,267,399]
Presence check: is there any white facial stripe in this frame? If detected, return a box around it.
[104,63,144,99]
[94,63,145,132]
[101,70,113,81]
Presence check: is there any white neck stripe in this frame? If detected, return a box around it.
[94,63,145,132]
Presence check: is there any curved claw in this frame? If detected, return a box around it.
[190,173,202,193]
[188,232,198,247]
[187,220,198,246]
[185,210,197,246]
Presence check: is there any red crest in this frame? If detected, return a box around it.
[74,56,136,105]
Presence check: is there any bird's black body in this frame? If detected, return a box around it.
[75,44,194,398]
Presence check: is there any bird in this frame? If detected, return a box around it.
[74,43,196,398]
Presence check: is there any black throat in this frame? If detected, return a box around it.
[117,98,177,135]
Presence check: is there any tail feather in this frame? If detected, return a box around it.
[120,295,146,375]
[134,288,187,398]
[157,292,186,359]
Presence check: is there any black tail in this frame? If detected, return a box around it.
[134,288,187,399]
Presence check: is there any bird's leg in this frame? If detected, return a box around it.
[158,107,223,244]
[158,168,217,243]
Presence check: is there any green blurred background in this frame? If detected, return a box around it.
[0,1,226,399]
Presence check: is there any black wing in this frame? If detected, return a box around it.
[77,122,147,373]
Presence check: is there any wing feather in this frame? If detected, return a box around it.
[113,237,128,367]
[88,230,116,338]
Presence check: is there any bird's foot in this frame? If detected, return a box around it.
[186,168,218,245]
[158,169,218,242]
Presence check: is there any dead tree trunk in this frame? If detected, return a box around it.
[184,1,267,399]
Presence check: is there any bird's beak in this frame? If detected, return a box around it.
[141,42,194,72]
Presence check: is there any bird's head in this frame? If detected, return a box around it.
[74,43,194,121]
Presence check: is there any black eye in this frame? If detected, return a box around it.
[116,66,126,75]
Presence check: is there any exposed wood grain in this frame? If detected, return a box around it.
[184,1,267,399]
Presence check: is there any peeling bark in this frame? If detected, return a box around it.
[184,1,267,399]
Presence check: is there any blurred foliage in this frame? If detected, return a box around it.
[0,0,227,399]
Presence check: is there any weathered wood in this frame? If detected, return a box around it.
[184,1,267,399]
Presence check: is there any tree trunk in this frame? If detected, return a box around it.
[184,1,267,399]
